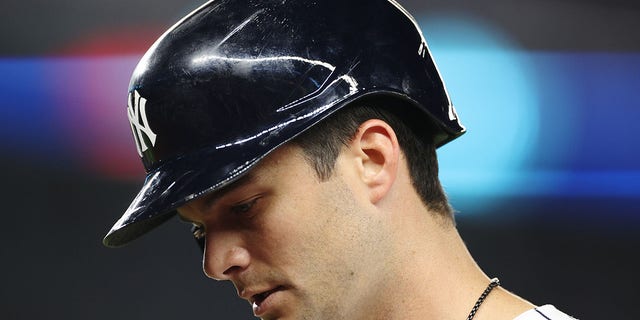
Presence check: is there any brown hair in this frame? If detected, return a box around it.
[293,97,454,221]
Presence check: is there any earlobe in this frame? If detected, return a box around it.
[350,119,400,204]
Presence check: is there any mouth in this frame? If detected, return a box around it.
[251,286,285,315]
[252,286,284,305]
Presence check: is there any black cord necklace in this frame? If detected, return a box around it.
[466,278,500,320]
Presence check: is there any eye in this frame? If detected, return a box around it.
[190,223,206,252]
[191,223,205,240]
[230,196,261,216]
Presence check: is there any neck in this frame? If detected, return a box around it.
[378,203,534,320]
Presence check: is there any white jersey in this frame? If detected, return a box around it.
[514,305,576,320]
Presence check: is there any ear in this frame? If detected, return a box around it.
[348,119,400,204]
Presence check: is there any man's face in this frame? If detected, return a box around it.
[178,144,394,320]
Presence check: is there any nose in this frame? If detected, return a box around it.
[202,231,251,280]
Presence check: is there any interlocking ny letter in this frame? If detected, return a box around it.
[128,90,157,157]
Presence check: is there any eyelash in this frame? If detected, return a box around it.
[190,196,262,241]
[191,223,205,240]
[230,197,260,215]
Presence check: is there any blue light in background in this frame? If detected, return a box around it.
[419,14,639,213]
[0,59,64,157]
[0,56,142,177]
[420,15,541,210]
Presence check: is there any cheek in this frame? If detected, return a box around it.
[284,184,367,272]
[245,196,316,265]
[251,176,382,277]
[248,189,337,273]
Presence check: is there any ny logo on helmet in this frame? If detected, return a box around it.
[127,90,157,157]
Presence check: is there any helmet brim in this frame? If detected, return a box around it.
[102,140,268,247]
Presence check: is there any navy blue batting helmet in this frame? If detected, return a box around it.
[103,0,465,247]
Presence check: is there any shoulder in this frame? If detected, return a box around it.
[513,305,578,320]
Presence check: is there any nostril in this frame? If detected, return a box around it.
[223,265,243,276]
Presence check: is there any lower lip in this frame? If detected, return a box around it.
[252,288,284,317]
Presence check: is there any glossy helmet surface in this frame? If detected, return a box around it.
[103,0,465,247]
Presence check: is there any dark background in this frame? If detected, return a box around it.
[1,0,639,319]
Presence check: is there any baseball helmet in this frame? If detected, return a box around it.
[103,0,465,247]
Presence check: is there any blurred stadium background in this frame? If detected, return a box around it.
[1,0,638,318]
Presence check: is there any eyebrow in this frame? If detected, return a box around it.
[198,172,258,210]
[176,172,258,223]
